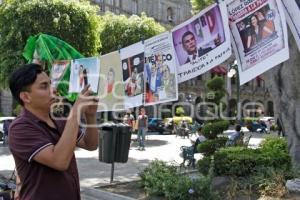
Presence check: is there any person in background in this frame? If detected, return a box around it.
[277,117,284,137]
[226,124,243,146]
[136,106,148,150]
[191,127,206,154]
[123,109,135,132]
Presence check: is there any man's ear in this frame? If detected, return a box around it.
[20,91,31,104]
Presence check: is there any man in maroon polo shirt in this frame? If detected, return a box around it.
[8,63,99,200]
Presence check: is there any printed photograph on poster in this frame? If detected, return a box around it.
[98,51,124,111]
[122,53,144,97]
[171,2,231,83]
[120,42,144,109]
[282,0,300,51]
[228,0,289,85]
[50,60,70,88]
[144,32,178,105]
[236,5,276,54]
[69,57,100,93]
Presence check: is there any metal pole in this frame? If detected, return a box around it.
[110,126,117,183]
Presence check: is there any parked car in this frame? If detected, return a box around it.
[147,118,166,134]
[0,116,15,141]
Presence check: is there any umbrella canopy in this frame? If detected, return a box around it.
[23,33,84,102]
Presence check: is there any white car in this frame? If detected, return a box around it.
[0,116,15,141]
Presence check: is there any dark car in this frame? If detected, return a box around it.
[147,118,166,134]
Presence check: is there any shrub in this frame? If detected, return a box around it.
[140,160,219,199]
[139,159,177,196]
[197,137,227,156]
[202,120,230,139]
[198,144,292,177]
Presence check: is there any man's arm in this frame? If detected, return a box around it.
[33,86,98,171]
[77,114,98,151]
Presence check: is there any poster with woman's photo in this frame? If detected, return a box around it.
[144,32,178,106]
[120,42,144,109]
[69,57,100,93]
[50,60,70,89]
[98,51,124,111]
[282,0,300,51]
[228,0,289,85]
[171,2,231,83]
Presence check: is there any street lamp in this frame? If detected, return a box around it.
[227,60,241,123]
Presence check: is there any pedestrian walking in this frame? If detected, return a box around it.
[136,106,148,150]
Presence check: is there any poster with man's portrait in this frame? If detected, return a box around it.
[98,51,124,111]
[120,42,144,109]
[282,0,300,51]
[228,0,289,85]
[69,57,100,93]
[144,32,178,106]
[171,2,231,83]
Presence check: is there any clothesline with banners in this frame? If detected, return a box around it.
[48,0,297,111]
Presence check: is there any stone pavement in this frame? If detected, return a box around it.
[0,132,268,199]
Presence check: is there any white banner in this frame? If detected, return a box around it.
[144,32,178,106]
[282,0,300,51]
[171,2,231,83]
[120,42,144,109]
[228,0,289,85]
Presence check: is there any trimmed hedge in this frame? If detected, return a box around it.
[197,137,291,177]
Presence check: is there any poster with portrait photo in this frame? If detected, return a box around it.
[144,32,178,106]
[120,42,144,109]
[69,57,100,93]
[50,60,70,89]
[282,0,300,51]
[98,51,124,111]
[171,2,231,83]
[228,0,289,85]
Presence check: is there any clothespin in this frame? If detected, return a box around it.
[141,36,145,44]
[118,45,122,54]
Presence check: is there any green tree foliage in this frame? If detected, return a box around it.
[0,0,100,87]
[175,106,185,116]
[190,0,215,14]
[98,12,165,54]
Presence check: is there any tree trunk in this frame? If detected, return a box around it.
[264,28,300,168]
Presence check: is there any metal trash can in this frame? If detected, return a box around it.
[114,123,132,163]
[99,123,116,163]
[98,122,132,163]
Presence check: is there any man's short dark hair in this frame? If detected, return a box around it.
[235,124,242,132]
[181,31,195,45]
[9,63,43,106]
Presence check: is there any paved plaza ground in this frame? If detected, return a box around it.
[0,131,270,199]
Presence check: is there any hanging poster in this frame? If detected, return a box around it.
[69,57,100,93]
[98,51,124,111]
[172,2,231,83]
[50,60,70,89]
[282,0,300,51]
[120,42,144,109]
[228,0,289,85]
[144,32,178,105]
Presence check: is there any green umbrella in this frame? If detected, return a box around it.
[23,33,84,102]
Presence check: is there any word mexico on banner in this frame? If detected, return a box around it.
[228,0,289,85]
[171,1,231,83]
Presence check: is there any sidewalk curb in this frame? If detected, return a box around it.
[81,187,136,200]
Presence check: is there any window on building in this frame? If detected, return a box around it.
[257,79,261,87]
[132,0,138,14]
[167,7,173,23]
[197,75,202,80]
